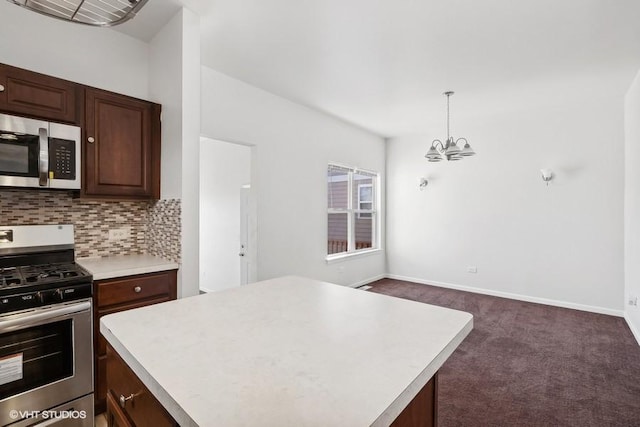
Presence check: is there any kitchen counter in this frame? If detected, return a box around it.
[100,276,473,427]
[77,254,179,280]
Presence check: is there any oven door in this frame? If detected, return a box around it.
[0,299,93,427]
[0,113,48,188]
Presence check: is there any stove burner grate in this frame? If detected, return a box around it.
[0,263,88,289]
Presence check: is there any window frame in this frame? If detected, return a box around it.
[327,163,379,260]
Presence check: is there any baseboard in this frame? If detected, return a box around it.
[385,274,625,317]
[625,313,640,346]
[349,274,386,289]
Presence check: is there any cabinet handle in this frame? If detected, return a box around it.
[87,137,95,143]
[119,393,135,408]
[134,286,142,293]
[0,84,4,92]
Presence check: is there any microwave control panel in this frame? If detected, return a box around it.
[49,138,76,180]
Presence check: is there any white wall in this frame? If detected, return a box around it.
[0,2,149,99]
[200,67,386,287]
[200,138,251,291]
[148,8,201,298]
[624,69,640,343]
[149,11,183,200]
[387,89,625,315]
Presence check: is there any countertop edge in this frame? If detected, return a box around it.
[77,255,179,280]
[371,314,474,427]
[91,263,179,281]
[100,317,198,427]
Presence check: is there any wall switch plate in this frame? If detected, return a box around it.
[108,227,131,241]
[467,266,478,273]
[629,296,638,307]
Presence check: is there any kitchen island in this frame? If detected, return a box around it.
[100,276,473,427]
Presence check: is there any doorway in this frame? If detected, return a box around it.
[199,137,253,292]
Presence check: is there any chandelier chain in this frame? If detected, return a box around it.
[447,93,450,141]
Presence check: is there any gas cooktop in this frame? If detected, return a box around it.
[0,225,93,313]
[0,262,90,290]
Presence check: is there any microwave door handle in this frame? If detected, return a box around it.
[38,127,48,186]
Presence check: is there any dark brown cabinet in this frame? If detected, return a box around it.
[84,88,161,199]
[390,373,438,427]
[106,392,134,427]
[0,63,81,124]
[106,345,178,427]
[0,62,163,200]
[95,270,177,414]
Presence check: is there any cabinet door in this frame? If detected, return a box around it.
[107,346,177,427]
[0,63,80,123]
[106,392,134,427]
[84,88,160,199]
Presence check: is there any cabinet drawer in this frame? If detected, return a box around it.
[107,345,176,427]
[98,272,171,308]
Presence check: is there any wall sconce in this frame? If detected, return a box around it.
[419,178,429,191]
[540,169,553,185]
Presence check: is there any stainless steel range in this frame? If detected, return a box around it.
[0,225,93,427]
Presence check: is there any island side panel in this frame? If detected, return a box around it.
[389,373,437,427]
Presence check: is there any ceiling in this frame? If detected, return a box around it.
[116,0,640,138]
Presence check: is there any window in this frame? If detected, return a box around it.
[327,164,378,257]
[357,184,373,219]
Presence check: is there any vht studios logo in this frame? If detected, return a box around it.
[9,410,87,420]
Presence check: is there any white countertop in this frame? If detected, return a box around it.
[100,276,473,427]
[77,254,179,280]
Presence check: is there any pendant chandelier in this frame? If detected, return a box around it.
[425,91,475,162]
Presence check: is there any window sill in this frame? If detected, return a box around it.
[325,248,383,264]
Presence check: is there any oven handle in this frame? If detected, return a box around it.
[0,300,91,333]
[38,126,49,186]
[31,417,64,427]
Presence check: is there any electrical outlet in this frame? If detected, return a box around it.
[108,227,131,241]
[467,266,478,274]
[629,296,638,307]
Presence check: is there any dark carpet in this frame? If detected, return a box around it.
[367,279,640,427]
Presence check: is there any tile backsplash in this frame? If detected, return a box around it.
[147,199,181,263]
[0,189,181,262]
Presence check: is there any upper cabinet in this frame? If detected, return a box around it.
[84,89,161,199]
[0,63,161,200]
[0,64,81,124]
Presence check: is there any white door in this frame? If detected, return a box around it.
[199,138,252,292]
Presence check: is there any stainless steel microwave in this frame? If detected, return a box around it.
[0,112,81,190]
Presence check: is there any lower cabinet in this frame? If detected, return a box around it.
[106,392,133,427]
[95,270,177,414]
[106,345,177,427]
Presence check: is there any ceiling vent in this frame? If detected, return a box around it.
[7,0,149,26]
